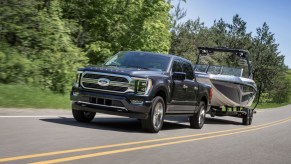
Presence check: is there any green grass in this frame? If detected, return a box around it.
[0,83,290,110]
[286,69,291,103]
[254,69,291,109]
[254,103,290,109]
[0,84,71,109]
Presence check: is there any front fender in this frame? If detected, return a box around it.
[147,76,170,100]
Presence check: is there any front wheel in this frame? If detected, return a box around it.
[189,102,206,129]
[72,109,96,122]
[141,96,165,133]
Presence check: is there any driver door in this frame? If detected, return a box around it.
[168,59,195,113]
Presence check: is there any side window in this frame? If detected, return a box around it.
[172,60,182,72]
[182,61,194,80]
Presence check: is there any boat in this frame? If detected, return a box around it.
[193,47,257,125]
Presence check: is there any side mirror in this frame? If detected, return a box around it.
[172,72,186,81]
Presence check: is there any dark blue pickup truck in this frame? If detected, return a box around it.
[71,51,212,133]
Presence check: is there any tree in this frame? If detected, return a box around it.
[61,0,172,64]
[169,14,289,103]
[170,18,211,62]
[250,23,288,102]
[0,0,87,93]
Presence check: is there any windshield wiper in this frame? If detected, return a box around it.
[126,66,149,70]
[104,64,119,67]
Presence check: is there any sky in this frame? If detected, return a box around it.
[175,0,291,67]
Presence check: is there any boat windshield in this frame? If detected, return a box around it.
[221,67,242,77]
[196,47,253,78]
[194,65,243,77]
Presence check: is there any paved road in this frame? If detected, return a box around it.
[0,106,291,164]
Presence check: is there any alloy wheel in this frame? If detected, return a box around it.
[153,102,164,129]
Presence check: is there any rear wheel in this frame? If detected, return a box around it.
[72,109,96,122]
[189,102,206,129]
[141,96,165,133]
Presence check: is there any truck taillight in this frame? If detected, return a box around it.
[209,88,213,102]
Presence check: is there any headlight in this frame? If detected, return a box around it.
[74,71,83,87]
[130,77,152,95]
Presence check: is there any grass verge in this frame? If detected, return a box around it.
[254,103,290,109]
[0,84,290,110]
[0,84,70,109]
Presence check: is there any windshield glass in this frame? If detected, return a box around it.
[221,67,242,76]
[194,64,208,72]
[194,64,243,77]
[196,51,251,78]
[104,51,171,71]
[207,66,222,74]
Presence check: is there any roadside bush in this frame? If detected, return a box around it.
[0,0,87,93]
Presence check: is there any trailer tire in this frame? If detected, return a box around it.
[242,108,253,125]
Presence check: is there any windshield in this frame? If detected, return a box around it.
[104,51,171,71]
[194,64,243,77]
[196,50,251,78]
[221,67,242,77]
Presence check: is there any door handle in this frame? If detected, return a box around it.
[183,85,188,89]
[194,86,198,90]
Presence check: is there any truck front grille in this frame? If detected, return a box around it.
[83,74,129,83]
[80,72,131,93]
[82,83,128,92]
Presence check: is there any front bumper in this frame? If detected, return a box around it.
[70,88,153,119]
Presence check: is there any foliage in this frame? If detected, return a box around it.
[169,14,289,103]
[1,0,172,93]
[0,0,87,93]
[254,103,290,109]
[61,0,171,64]
[0,0,289,104]
[0,84,70,109]
[286,70,291,102]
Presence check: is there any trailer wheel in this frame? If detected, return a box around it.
[242,108,253,125]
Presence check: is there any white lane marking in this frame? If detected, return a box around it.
[0,116,72,118]
[0,114,126,118]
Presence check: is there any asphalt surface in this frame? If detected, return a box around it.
[0,105,291,164]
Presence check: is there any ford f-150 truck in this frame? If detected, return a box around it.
[70,51,212,133]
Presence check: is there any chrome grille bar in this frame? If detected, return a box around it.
[80,71,133,93]
[82,78,131,87]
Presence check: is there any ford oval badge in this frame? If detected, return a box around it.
[97,78,110,86]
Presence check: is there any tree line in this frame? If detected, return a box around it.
[170,13,289,103]
[0,0,289,103]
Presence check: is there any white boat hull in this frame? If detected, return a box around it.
[196,74,257,108]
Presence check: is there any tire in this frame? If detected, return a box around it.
[189,101,206,129]
[141,96,165,133]
[242,108,253,126]
[72,109,96,122]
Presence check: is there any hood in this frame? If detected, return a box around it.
[79,65,167,78]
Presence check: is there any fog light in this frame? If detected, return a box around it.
[130,99,144,105]
[72,91,79,97]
